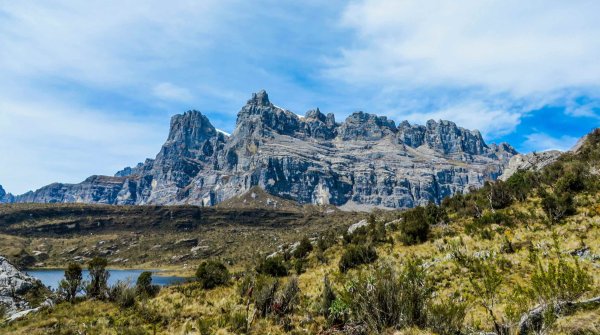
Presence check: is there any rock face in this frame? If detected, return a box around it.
[0,256,41,317]
[499,150,562,181]
[7,90,518,209]
[0,184,13,204]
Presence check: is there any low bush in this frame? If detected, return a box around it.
[539,190,575,223]
[316,230,337,251]
[427,297,467,335]
[108,280,136,308]
[341,258,433,332]
[338,244,378,272]
[293,236,313,259]
[320,276,336,318]
[400,207,430,245]
[272,276,300,317]
[253,275,279,317]
[256,256,288,277]
[196,260,230,289]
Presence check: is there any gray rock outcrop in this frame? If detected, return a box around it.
[499,150,562,181]
[6,90,519,209]
[0,256,42,318]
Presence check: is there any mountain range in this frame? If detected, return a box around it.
[1,90,519,209]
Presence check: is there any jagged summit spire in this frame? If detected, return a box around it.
[167,109,216,143]
[248,90,270,106]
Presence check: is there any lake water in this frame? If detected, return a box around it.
[25,269,188,290]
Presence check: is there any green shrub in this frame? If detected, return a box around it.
[328,298,350,325]
[86,257,109,299]
[506,169,538,201]
[317,230,337,252]
[58,262,83,302]
[320,276,336,318]
[555,165,587,194]
[338,244,378,272]
[400,206,430,245]
[272,276,300,317]
[516,239,594,333]
[539,190,575,223]
[253,275,279,317]
[425,202,449,225]
[485,180,514,210]
[342,258,432,332]
[293,236,313,259]
[227,311,248,333]
[427,296,467,335]
[108,280,136,308]
[475,210,514,227]
[136,271,159,298]
[342,226,369,245]
[293,258,305,275]
[196,260,230,289]
[256,256,288,277]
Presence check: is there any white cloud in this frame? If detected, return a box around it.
[332,0,600,95]
[0,98,167,194]
[0,1,229,88]
[522,133,579,152]
[324,0,600,137]
[153,82,192,102]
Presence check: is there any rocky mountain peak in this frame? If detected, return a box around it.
[0,184,5,198]
[248,89,271,107]
[167,110,217,145]
[6,90,522,209]
[338,111,397,140]
[305,108,326,122]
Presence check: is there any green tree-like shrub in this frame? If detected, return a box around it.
[86,257,109,299]
[196,260,230,289]
[58,262,83,303]
[136,271,159,298]
[400,206,430,245]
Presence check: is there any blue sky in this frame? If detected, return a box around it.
[1,0,599,194]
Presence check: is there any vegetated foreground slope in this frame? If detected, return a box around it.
[3,130,600,334]
[0,199,368,269]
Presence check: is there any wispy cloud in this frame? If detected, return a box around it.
[330,0,600,95]
[522,133,579,152]
[324,0,600,139]
[153,82,193,102]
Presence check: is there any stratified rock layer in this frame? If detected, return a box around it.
[8,90,518,209]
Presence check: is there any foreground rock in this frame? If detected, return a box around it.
[0,256,47,320]
[7,90,518,209]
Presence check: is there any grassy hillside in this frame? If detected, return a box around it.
[2,130,600,334]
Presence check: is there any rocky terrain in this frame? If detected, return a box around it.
[2,90,518,209]
[499,150,563,180]
[0,256,47,320]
